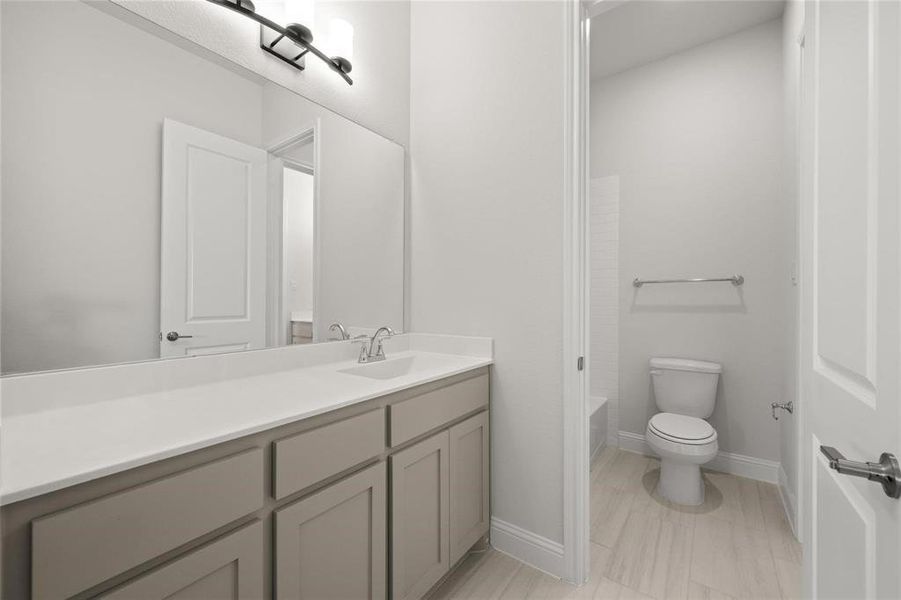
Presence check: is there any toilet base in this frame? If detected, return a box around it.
[657,459,704,506]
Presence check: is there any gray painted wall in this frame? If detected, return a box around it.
[410,1,567,545]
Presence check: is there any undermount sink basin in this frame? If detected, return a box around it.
[338,356,420,380]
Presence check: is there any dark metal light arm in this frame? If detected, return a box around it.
[205,0,353,85]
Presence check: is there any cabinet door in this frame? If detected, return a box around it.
[448,411,490,565]
[100,520,264,599]
[391,431,450,600]
[274,462,387,600]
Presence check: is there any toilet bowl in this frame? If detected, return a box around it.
[646,412,718,505]
[645,357,721,506]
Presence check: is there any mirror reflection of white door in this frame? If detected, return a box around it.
[800,1,900,598]
[160,119,268,357]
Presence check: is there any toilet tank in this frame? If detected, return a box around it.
[649,357,721,418]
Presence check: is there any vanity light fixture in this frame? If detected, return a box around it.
[206,0,353,85]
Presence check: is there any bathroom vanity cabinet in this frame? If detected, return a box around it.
[0,367,490,600]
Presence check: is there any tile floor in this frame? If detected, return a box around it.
[430,447,801,600]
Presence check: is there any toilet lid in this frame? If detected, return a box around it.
[649,413,716,444]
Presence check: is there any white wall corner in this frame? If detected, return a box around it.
[591,438,608,464]
[490,518,565,579]
[606,402,620,447]
[617,431,780,484]
[777,465,800,540]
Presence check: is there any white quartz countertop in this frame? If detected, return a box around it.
[0,335,492,505]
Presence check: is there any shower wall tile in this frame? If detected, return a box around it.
[590,176,620,446]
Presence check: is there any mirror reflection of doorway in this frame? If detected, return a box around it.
[274,131,317,346]
[283,164,315,345]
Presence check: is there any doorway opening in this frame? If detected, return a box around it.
[582,1,802,597]
[268,128,319,347]
[282,163,315,345]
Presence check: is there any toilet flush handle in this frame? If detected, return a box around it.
[650,369,664,377]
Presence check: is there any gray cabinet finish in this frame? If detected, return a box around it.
[31,448,264,600]
[274,462,386,600]
[1,367,489,599]
[99,520,265,599]
[390,373,488,446]
[391,431,451,600]
[272,408,385,499]
[449,411,490,565]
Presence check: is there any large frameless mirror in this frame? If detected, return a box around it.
[0,0,405,375]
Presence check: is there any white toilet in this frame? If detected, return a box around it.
[645,357,721,506]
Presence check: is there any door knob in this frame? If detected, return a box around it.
[164,331,193,342]
[820,446,901,499]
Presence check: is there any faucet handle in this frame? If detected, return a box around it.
[351,336,370,362]
[373,327,395,357]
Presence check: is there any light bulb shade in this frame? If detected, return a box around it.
[253,0,283,23]
[256,0,314,27]
[284,0,315,25]
[324,18,353,60]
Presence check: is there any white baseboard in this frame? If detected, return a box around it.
[490,518,564,578]
[617,431,780,484]
[616,431,652,456]
[777,466,800,539]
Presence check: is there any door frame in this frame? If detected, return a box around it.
[266,123,321,346]
[792,0,808,548]
[562,0,591,586]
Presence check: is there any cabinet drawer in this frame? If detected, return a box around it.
[99,520,264,599]
[390,374,488,447]
[272,409,385,499]
[32,448,264,600]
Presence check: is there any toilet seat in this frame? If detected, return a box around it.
[648,413,716,445]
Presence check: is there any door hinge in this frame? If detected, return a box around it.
[577,356,584,371]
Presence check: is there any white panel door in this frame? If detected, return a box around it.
[160,119,268,357]
[800,2,901,598]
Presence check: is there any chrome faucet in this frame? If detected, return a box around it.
[328,322,350,340]
[354,326,396,363]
